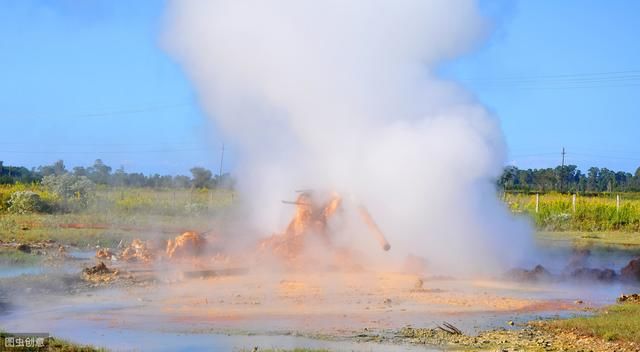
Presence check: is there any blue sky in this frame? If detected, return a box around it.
[1,0,639,175]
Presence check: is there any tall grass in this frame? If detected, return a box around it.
[544,303,640,343]
[0,184,237,245]
[1,183,234,217]
[505,192,640,232]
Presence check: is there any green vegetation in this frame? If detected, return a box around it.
[0,331,105,352]
[0,183,235,246]
[499,164,640,193]
[0,247,40,265]
[544,303,640,343]
[537,231,640,246]
[7,191,46,214]
[45,337,106,352]
[239,349,330,352]
[506,192,640,232]
[0,183,234,216]
[0,159,233,189]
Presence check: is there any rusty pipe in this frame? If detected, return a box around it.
[357,205,391,251]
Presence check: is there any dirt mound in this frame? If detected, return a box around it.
[16,243,31,253]
[621,257,640,282]
[166,231,207,259]
[566,248,591,269]
[83,262,113,275]
[95,248,115,260]
[258,192,340,263]
[120,239,154,263]
[258,233,304,263]
[569,267,617,282]
[617,293,640,303]
[505,265,551,282]
[82,262,118,283]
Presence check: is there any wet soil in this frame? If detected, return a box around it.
[1,241,639,351]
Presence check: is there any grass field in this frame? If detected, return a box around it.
[0,184,234,216]
[0,184,236,247]
[0,247,40,265]
[2,184,640,250]
[505,192,640,232]
[544,303,640,343]
[537,231,640,246]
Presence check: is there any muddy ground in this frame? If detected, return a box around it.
[1,241,639,351]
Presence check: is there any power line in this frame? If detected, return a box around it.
[0,147,210,155]
[457,69,640,90]
[570,152,640,162]
[1,102,193,120]
[510,149,640,167]
[510,152,559,158]
[0,142,202,147]
[459,69,640,82]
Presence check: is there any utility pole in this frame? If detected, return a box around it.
[219,143,225,178]
[560,147,566,193]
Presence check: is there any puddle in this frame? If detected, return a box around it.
[0,244,638,350]
[0,251,95,279]
[0,265,44,278]
[0,316,434,351]
[67,250,97,260]
[532,239,640,273]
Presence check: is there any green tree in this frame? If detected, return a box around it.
[7,191,46,214]
[173,175,191,188]
[587,167,600,192]
[38,160,66,177]
[190,167,212,188]
[42,173,95,210]
[88,159,112,184]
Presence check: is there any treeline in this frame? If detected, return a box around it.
[499,165,640,193]
[0,159,233,189]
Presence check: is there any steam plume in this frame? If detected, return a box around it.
[164,0,531,275]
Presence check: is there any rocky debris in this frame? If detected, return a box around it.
[16,243,31,253]
[95,248,116,260]
[566,248,591,269]
[82,262,119,284]
[505,264,551,282]
[120,239,154,263]
[258,232,305,265]
[166,231,207,259]
[83,261,113,275]
[393,323,636,352]
[617,293,640,303]
[621,257,640,282]
[257,193,318,263]
[569,267,617,282]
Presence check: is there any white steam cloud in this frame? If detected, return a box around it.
[164,0,531,275]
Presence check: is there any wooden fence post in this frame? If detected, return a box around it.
[617,194,620,212]
[572,194,576,213]
[535,193,539,213]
